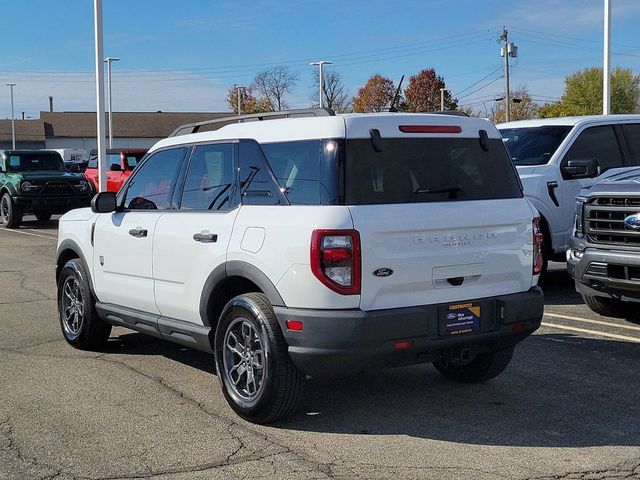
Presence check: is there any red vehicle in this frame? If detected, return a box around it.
[84,148,147,192]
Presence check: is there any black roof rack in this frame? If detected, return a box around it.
[169,108,335,137]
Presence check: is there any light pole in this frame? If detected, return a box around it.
[94,0,107,192]
[603,0,611,115]
[309,60,332,109]
[236,85,246,115]
[104,56,120,148]
[440,88,449,111]
[5,83,16,150]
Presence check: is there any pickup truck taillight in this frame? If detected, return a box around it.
[310,229,361,295]
[532,217,545,275]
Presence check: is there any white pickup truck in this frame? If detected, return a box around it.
[498,115,640,269]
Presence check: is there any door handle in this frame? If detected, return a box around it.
[128,228,148,238]
[193,232,218,243]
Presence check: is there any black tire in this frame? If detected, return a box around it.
[57,258,111,350]
[433,347,514,383]
[215,293,303,424]
[1,193,22,229]
[582,294,628,318]
[35,213,52,223]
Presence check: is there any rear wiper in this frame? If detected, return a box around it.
[415,185,461,195]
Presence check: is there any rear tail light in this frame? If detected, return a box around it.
[532,217,544,275]
[310,229,361,295]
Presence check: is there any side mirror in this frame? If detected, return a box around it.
[561,158,599,180]
[110,164,123,172]
[91,191,117,213]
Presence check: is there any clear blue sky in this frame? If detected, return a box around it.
[1,0,639,118]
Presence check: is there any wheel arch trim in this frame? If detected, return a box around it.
[56,239,97,298]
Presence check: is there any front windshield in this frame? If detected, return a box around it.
[499,126,572,166]
[6,152,65,172]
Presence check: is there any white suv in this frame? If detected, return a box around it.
[498,115,640,268]
[56,110,544,423]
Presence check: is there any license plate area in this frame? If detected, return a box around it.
[438,302,486,336]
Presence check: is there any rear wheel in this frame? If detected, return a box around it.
[215,293,303,423]
[57,258,111,349]
[1,193,22,229]
[582,294,628,318]
[35,213,52,223]
[433,347,514,383]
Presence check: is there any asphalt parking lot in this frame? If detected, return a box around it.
[0,217,638,480]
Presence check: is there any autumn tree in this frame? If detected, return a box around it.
[403,68,457,112]
[309,70,351,112]
[491,86,539,123]
[225,85,272,114]
[538,66,640,118]
[352,74,396,113]
[251,66,299,111]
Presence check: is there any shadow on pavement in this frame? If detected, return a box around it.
[539,265,583,306]
[105,327,639,448]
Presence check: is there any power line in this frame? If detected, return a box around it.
[453,66,503,97]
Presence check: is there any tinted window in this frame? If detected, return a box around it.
[239,140,287,206]
[180,143,236,210]
[564,125,623,172]
[123,148,186,210]
[622,124,640,166]
[261,139,341,205]
[345,138,521,205]
[499,126,572,165]
[6,152,65,172]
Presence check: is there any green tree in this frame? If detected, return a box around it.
[403,68,457,112]
[539,67,639,117]
[352,74,396,113]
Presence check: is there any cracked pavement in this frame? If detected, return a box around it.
[0,218,638,480]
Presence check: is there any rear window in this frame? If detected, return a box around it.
[344,137,522,205]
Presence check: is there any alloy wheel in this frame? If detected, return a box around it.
[222,318,265,401]
[61,276,84,340]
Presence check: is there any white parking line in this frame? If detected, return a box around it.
[541,322,640,344]
[22,229,58,238]
[545,312,640,332]
[0,228,57,240]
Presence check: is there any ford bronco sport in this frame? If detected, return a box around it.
[0,150,92,228]
[56,109,544,423]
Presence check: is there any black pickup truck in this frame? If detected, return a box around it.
[568,168,640,316]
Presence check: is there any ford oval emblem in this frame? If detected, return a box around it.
[624,213,640,230]
[373,268,394,277]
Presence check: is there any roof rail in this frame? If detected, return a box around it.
[169,108,336,137]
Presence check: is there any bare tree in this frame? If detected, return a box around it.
[225,85,273,114]
[251,66,299,111]
[309,70,351,112]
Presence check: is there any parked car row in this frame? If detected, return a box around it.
[497,114,640,317]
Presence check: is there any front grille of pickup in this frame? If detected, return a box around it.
[41,182,73,195]
[584,196,640,246]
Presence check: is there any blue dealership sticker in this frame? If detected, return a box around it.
[441,303,481,335]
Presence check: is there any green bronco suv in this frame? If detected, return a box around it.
[0,150,93,228]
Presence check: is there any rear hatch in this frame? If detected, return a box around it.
[343,116,535,311]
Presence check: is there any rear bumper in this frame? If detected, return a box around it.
[567,243,640,303]
[274,287,543,378]
[15,195,92,213]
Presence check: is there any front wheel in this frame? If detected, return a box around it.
[1,193,22,228]
[582,294,629,318]
[57,258,111,349]
[35,213,52,223]
[433,347,514,383]
[215,293,303,423]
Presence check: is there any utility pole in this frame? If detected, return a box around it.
[236,85,246,115]
[603,0,611,115]
[5,83,16,150]
[499,27,517,122]
[104,57,120,148]
[309,60,332,108]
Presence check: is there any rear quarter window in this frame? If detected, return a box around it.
[345,137,522,205]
